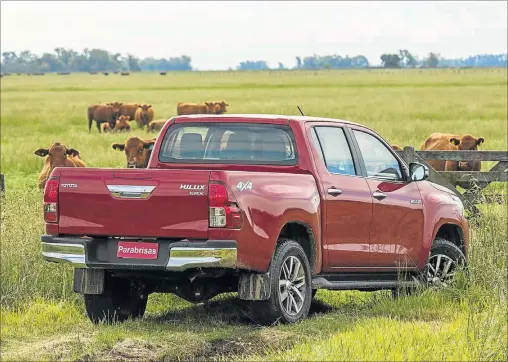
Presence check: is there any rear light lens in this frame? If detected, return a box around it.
[44,177,59,223]
[208,182,242,229]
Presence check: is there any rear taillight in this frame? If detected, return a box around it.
[208,182,242,229]
[44,177,59,223]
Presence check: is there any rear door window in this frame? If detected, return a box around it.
[159,123,297,165]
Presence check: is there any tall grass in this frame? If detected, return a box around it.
[0,69,506,360]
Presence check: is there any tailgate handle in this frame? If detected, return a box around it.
[107,185,156,199]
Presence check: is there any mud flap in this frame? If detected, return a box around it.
[73,268,105,295]
[238,272,271,300]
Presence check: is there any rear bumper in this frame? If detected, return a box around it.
[40,235,237,271]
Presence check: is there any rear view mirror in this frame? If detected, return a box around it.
[409,162,429,182]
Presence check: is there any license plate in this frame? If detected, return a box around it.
[117,241,159,260]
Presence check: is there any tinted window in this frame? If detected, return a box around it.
[159,123,297,165]
[312,127,356,176]
[353,130,403,181]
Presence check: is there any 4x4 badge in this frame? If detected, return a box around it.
[410,199,422,204]
[237,181,253,191]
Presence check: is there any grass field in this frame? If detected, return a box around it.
[1,69,507,361]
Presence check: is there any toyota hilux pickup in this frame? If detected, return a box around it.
[41,114,468,325]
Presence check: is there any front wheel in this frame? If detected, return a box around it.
[84,277,147,324]
[424,238,466,288]
[252,239,312,325]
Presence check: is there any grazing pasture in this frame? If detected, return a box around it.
[1,69,507,361]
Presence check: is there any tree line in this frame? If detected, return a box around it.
[1,47,506,73]
[1,48,192,73]
[237,51,507,70]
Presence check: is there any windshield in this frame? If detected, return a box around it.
[158,122,298,165]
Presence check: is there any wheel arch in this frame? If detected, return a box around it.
[433,223,466,257]
[277,221,320,274]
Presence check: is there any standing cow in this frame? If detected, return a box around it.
[119,103,140,120]
[34,142,86,189]
[87,102,122,133]
[134,104,154,129]
[177,102,216,115]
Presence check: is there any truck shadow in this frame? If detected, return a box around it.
[148,295,334,326]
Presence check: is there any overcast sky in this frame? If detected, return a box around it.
[1,1,507,70]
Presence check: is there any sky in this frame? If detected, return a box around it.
[1,1,507,70]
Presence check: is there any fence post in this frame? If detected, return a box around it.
[401,146,416,164]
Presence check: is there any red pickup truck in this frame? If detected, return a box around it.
[41,114,468,325]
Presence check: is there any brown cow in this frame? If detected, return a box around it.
[147,119,167,133]
[177,102,212,115]
[119,103,140,120]
[87,102,122,133]
[420,132,485,172]
[214,101,229,114]
[391,145,403,151]
[112,137,156,168]
[103,115,131,133]
[102,122,113,133]
[134,104,154,129]
[34,142,86,189]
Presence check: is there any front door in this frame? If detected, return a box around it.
[350,129,424,268]
[309,125,373,269]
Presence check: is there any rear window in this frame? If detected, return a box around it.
[158,123,298,165]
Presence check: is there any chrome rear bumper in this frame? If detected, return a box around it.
[42,242,87,268]
[167,247,236,271]
[40,236,237,271]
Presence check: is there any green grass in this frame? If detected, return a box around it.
[1,69,507,361]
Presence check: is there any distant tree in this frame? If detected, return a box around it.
[127,54,141,72]
[39,53,65,72]
[277,62,286,70]
[296,56,302,69]
[399,49,417,68]
[423,52,440,68]
[294,54,369,69]
[236,60,270,70]
[380,53,401,68]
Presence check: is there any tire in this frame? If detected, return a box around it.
[252,239,312,325]
[84,277,147,324]
[424,238,466,288]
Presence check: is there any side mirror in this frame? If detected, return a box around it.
[409,162,429,182]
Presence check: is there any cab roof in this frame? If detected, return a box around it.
[172,113,364,127]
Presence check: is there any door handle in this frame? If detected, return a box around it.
[327,188,343,196]
[372,191,387,200]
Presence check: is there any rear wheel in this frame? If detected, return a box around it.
[252,239,312,325]
[84,277,147,324]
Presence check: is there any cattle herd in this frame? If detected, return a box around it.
[87,101,229,134]
[35,100,486,190]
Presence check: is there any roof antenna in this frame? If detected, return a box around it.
[297,106,305,116]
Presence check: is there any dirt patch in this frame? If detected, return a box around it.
[3,333,94,361]
[95,338,164,362]
[194,329,295,361]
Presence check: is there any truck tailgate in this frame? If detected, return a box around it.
[57,168,210,238]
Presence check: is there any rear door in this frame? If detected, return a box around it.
[349,127,424,268]
[58,168,211,239]
[308,124,373,269]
